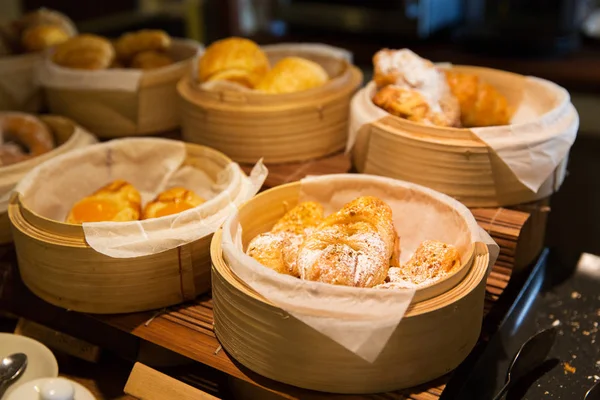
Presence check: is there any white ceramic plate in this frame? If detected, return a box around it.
[0,333,58,399]
[6,377,95,400]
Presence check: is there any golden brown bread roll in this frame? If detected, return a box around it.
[66,180,141,224]
[298,196,397,287]
[255,56,329,94]
[445,70,512,127]
[114,30,171,62]
[198,37,269,88]
[21,24,70,52]
[142,187,205,219]
[0,113,54,166]
[52,34,115,70]
[247,201,324,277]
[130,50,174,70]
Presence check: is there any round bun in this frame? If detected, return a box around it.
[52,34,115,70]
[255,56,328,94]
[21,24,70,52]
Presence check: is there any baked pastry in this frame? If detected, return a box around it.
[445,70,512,127]
[298,196,397,287]
[372,49,461,127]
[0,113,54,166]
[114,30,171,62]
[142,187,205,219]
[198,37,269,88]
[383,240,461,287]
[130,50,174,70]
[247,201,324,276]
[255,57,328,94]
[21,24,70,52]
[66,180,141,224]
[52,34,115,70]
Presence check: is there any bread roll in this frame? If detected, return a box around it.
[115,30,171,62]
[142,187,205,219]
[198,37,269,88]
[130,50,174,70]
[66,180,141,224]
[52,34,115,70]
[21,24,70,52]
[255,56,328,94]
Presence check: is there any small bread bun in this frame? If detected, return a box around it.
[21,24,70,52]
[52,34,115,70]
[130,50,174,70]
[142,187,205,219]
[115,30,171,62]
[66,180,141,224]
[255,57,328,94]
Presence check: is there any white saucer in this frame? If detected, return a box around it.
[0,333,58,399]
[5,377,96,400]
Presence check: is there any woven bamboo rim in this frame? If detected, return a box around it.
[210,181,490,393]
[8,142,237,314]
[0,115,96,244]
[352,65,569,208]
[178,47,363,164]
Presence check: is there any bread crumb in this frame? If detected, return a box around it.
[552,319,561,327]
[563,362,576,374]
[583,330,591,336]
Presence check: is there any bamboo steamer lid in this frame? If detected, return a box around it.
[8,141,249,314]
[351,65,576,208]
[178,45,363,164]
[211,179,491,393]
[0,115,97,244]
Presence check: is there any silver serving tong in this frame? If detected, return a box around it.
[492,326,558,400]
[585,381,600,400]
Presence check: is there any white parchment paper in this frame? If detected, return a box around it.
[38,38,203,92]
[15,137,267,258]
[221,174,498,362]
[348,76,579,193]
[0,122,97,213]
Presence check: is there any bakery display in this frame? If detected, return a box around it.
[51,29,175,71]
[142,187,205,219]
[247,196,460,288]
[371,48,512,128]
[66,180,141,224]
[0,8,76,56]
[197,37,330,94]
[0,113,55,166]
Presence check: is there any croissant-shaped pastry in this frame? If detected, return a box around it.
[255,57,329,94]
[114,30,171,62]
[445,70,512,127]
[130,50,174,70]
[247,201,324,277]
[52,34,115,70]
[198,37,269,88]
[66,180,141,224]
[142,187,204,219]
[298,196,397,287]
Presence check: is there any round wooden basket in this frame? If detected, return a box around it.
[178,46,363,164]
[351,66,574,208]
[42,39,200,138]
[211,180,491,393]
[8,142,244,314]
[0,115,97,244]
[0,53,43,112]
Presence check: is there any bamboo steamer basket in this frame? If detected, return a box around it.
[211,180,491,393]
[178,46,363,164]
[8,142,243,314]
[352,66,572,208]
[0,53,43,112]
[42,39,200,138]
[0,115,97,244]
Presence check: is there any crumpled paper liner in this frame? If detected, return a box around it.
[38,38,203,92]
[192,42,352,93]
[221,174,498,362]
[348,75,579,193]
[0,53,43,111]
[0,119,97,213]
[15,137,267,258]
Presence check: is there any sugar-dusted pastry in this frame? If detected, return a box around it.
[255,57,328,94]
[298,196,397,287]
[114,30,171,62]
[0,113,54,166]
[21,24,70,52]
[445,70,512,127]
[247,201,324,276]
[384,240,461,287]
[198,37,269,88]
[372,49,461,127]
[66,180,141,224]
[52,34,115,70]
[130,50,174,70]
[142,187,205,219]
